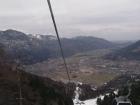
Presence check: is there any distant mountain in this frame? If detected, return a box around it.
[61,36,115,56]
[112,40,134,48]
[0,29,29,40]
[0,29,116,64]
[106,40,140,60]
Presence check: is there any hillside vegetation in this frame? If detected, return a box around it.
[0,46,73,105]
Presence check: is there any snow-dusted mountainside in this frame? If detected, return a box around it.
[29,34,57,40]
[0,29,116,64]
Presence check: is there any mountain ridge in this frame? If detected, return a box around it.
[105,40,140,60]
[0,29,116,64]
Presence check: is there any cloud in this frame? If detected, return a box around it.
[0,0,140,40]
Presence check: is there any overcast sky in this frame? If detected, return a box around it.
[0,0,140,40]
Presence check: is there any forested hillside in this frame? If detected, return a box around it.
[0,46,73,105]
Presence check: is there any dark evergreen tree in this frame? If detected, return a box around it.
[97,98,102,105]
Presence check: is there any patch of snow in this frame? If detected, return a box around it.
[114,90,119,95]
[73,81,119,105]
[34,34,42,39]
[73,81,99,105]
[91,87,97,91]
[77,82,83,85]
[84,98,97,105]
[104,82,107,85]
[29,34,42,40]
[73,97,100,105]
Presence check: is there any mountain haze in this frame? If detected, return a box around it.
[106,40,140,60]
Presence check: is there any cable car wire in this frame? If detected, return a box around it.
[46,0,71,82]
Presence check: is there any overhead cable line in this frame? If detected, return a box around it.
[46,0,71,82]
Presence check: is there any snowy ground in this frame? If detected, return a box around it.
[73,82,118,105]
[84,98,97,105]
[73,97,101,105]
[73,95,106,105]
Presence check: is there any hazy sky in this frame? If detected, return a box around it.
[0,0,140,40]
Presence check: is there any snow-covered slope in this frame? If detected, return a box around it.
[73,82,119,105]
[73,82,98,105]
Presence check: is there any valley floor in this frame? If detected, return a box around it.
[26,50,140,87]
